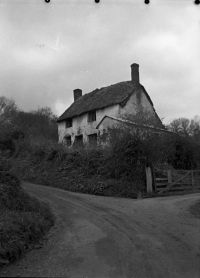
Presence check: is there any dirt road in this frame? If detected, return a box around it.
[1,182,200,278]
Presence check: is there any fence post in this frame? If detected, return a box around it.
[167,170,172,184]
[191,170,194,192]
[146,166,153,194]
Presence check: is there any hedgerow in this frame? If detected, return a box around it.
[0,164,54,266]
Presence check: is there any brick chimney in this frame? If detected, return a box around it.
[131,63,139,84]
[73,89,82,101]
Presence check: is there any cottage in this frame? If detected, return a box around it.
[57,63,164,147]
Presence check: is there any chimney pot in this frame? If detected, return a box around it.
[73,89,82,101]
[131,63,140,84]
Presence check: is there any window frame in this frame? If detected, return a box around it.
[64,135,72,147]
[74,134,83,147]
[65,118,72,128]
[87,110,96,122]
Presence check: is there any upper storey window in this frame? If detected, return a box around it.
[65,118,72,128]
[88,110,96,122]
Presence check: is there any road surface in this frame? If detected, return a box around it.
[1,182,200,278]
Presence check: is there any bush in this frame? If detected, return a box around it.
[107,128,200,170]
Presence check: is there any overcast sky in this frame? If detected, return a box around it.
[0,0,199,123]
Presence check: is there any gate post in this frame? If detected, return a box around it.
[146,166,153,194]
[167,170,172,184]
[191,170,194,192]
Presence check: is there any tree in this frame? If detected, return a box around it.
[0,97,58,156]
[167,116,200,138]
[0,96,18,124]
[32,107,57,121]
[13,108,58,143]
[0,96,19,141]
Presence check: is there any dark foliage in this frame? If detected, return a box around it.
[0,163,54,266]
[6,122,200,201]
[0,97,57,158]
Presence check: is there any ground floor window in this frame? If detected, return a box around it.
[88,133,97,146]
[64,135,72,146]
[74,134,83,147]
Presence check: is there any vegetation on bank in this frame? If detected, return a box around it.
[9,143,144,198]
[0,96,200,198]
[7,128,200,199]
[0,160,54,266]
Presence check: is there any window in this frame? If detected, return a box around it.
[88,133,97,146]
[74,134,83,147]
[64,136,71,147]
[65,118,72,128]
[88,110,96,122]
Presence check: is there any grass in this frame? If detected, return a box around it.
[0,170,54,266]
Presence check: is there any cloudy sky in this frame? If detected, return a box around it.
[0,0,199,123]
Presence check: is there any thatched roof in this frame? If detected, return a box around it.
[57,81,154,122]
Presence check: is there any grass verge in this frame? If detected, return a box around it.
[189,200,200,219]
[0,171,54,266]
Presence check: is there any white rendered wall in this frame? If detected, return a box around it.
[119,87,155,118]
[58,104,120,144]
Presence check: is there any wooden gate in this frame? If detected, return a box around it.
[154,169,200,195]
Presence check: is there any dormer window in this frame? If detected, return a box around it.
[65,118,72,128]
[88,110,96,122]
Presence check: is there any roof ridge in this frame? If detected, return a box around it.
[80,80,133,98]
